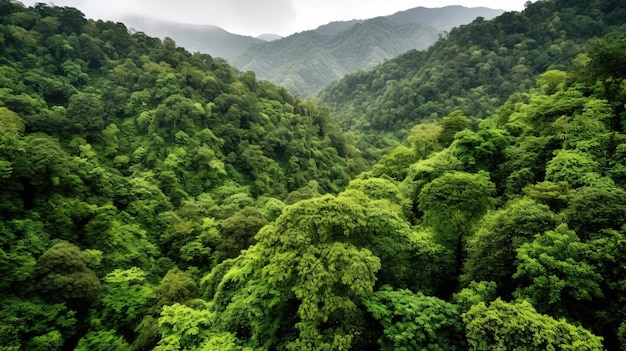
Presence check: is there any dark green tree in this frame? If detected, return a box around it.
[35,241,101,309]
[463,197,559,296]
[65,92,106,139]
[216,206,268,261]
[418,171,495,282]
[565,185,626,238]
[439,110,472,146]
[586,33,626,100]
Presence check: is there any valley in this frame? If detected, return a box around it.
[0,0,625,350]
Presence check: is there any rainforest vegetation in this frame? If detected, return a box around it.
[1,0,626,350]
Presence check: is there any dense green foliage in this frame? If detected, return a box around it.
[0,1,358,349]
[1,0,626,350]
[232,6,502,98]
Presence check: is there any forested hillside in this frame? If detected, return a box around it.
[1,0,626,350]
[232,19,439,98]
[0,1,359,349]
[231,6,502,98]
[319,0,626,151]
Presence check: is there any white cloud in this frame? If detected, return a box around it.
[18,0,530,36]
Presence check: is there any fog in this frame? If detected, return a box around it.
[18,0,531,36]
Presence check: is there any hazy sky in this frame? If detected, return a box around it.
[19,0,531,37]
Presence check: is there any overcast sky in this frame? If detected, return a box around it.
[19,0,531,37]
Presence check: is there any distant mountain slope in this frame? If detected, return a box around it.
[231,6,503,97]
[231,19,437,97]
[121,15,263,59]
[387,5,504,31]
[318,0,626,149]
[314,20,363,36]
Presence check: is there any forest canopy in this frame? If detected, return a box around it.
[1,0,626,350]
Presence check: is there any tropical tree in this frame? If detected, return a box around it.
[364,287,466,350]
[418,171,495,279]
[513,224,603,320]
[464,299,604,351]
[463,197,558,296]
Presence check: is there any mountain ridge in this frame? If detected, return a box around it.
[387,5,504,31]
[231,5,503,97]
[120,15,264,58]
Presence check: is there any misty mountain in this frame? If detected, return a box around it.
[313,6,503,35]
[256,33,283,41]
[314,20,363,36]
[121,15,263,59]
[231,6,503,97]
[387,5,504,31]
